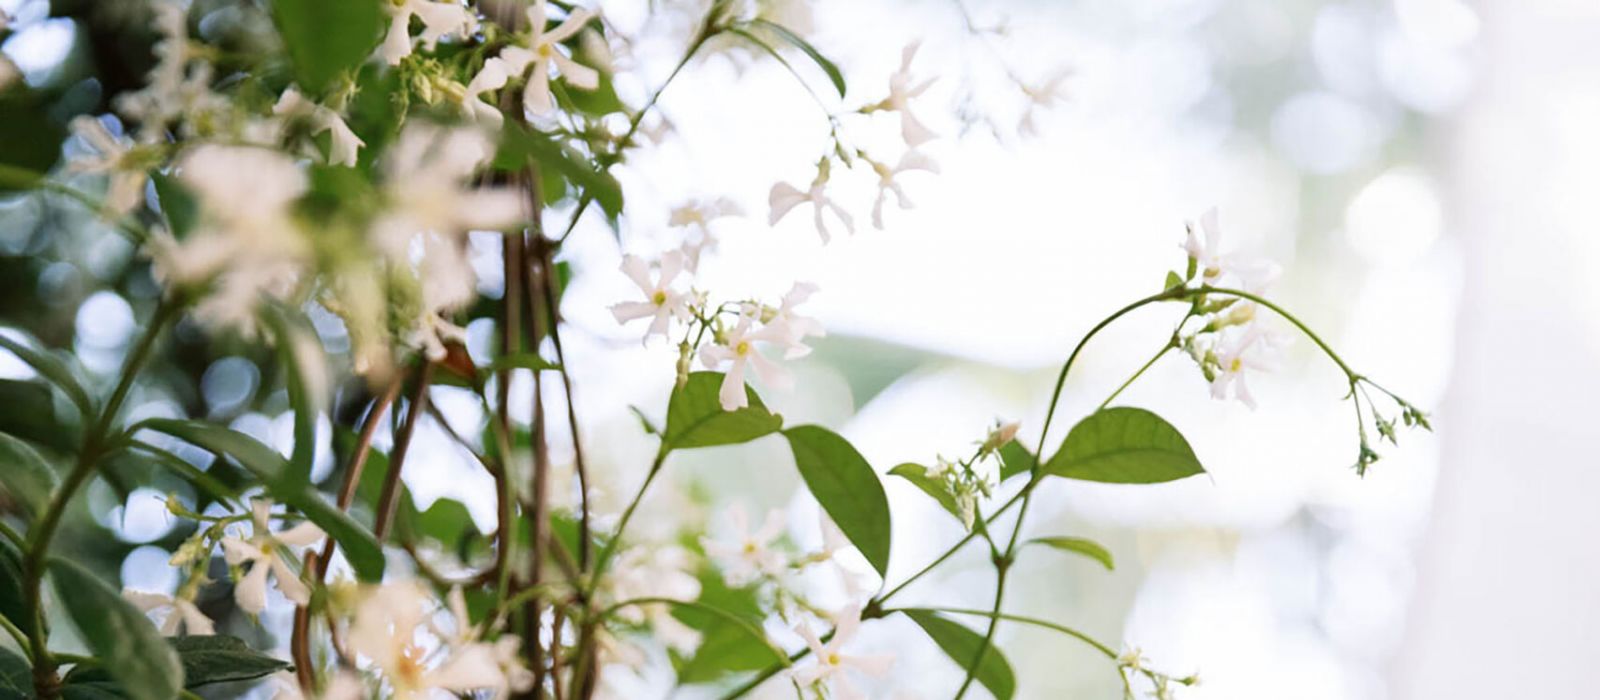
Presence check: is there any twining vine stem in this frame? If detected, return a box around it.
[719,283,1371,699]
[20,299,178,698]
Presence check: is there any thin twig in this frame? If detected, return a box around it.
[375,362,435,541]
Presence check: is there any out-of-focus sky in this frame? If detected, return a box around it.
[6,0,1597,697]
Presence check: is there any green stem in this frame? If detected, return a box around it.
[0,164,149,243]
[557,26,714,244]
[888,607,1117,659]
[0,612,30,661]
[586,446,669,593]
[1098,343,1175,411]
[715,630,833,700]
[21,299,177,696]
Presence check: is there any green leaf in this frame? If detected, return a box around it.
[0,380,76,453]
[139,420,385,581]
[263,306,328,484]
[171,635,290,688]
[0,431,58,518]
[49,559,184,700]
[150,172,199,240]
[271,0,383,94]
[997,441,1036,482]
[0,538,28,636]
[783,426,891,577]
[887,463,963,523]
[59,683,120,700]
[1163,270,1184,292]
[669,580,782,685]
[1042,407,1205,484]
[748,19,847,97]
[0,92,64,192]
[0,334,92,418]
[62,635,289,691]
[903,610,1016,700]
[494,122,623,221]
[485,352,561,374]
[126,442,241,509]
[662,372,783,450]
[0,642,29,700]
[1027,536,1114,571]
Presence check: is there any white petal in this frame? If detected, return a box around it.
[542,8,593,45]
[381,12,415,65]
[552,52,600,90]
[235,560,272,614]
[275,521,326,548]
[719,360,749,411]
[844,652,895,676]
[767,182,808,225]
[221,537,264,565]
[523,60,554,114]
[176,599,216,635]
[900,109,936,147]
[270,555,312,605]
[122,590,173,614]
[610,301,657,324]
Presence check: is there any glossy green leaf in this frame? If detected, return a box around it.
[0,432,57,518]
[50,559,184,700]
[998,441,1036,482]
[0,538,28,636]
[271,0,383,93]
[1163,270,1184,293]
[663,372,783,450]
[126,442,240,509]
[669,579,781,684]
[169,635,290,688]
[0,380,76,453]
[0,92,64,192]
[139,419,385,581]
[0,334,91,417]
[748,19,847,97]
[263,306,328,484]
[150,172,199,240]
[784,426,891,576]
[1043,407,1205,484]
[903,610,1016,700]
[0,646,28,700]
[1027,536,1114,571]
[888,463,963,523]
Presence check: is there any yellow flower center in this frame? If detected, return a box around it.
[734,340,751,356]
[537,43,556,59]
[1229,357,1243,372]
[652,290,668,305]
[395,643,427,688]
[742,541,758,554]
[827,652,842,666]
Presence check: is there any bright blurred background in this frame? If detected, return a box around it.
[4,0,1596,698]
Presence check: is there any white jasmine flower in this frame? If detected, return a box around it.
[1017,69,1072,138]
[65,116,148,216]
[699,315,794,411]
[465,0,597,118]
[122,589,215,636]
[606,546,702,651]
[609,252,691,341]
[702,504,786,585]
[440,588,535,698]
[1208,326,1276,410]
[272,88,366,167]
[1183,207,1227,281]
[381,0,479,65]
[220,499,325,614]
[793,605,895,700]
[764,281,825,359]
[884,42,936,147]
[372,124,522,358]
[868,151,939,230]
[349,582,513,699]
[769,165,853,243]
[151,146,310,335]
[669,197,742,271]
